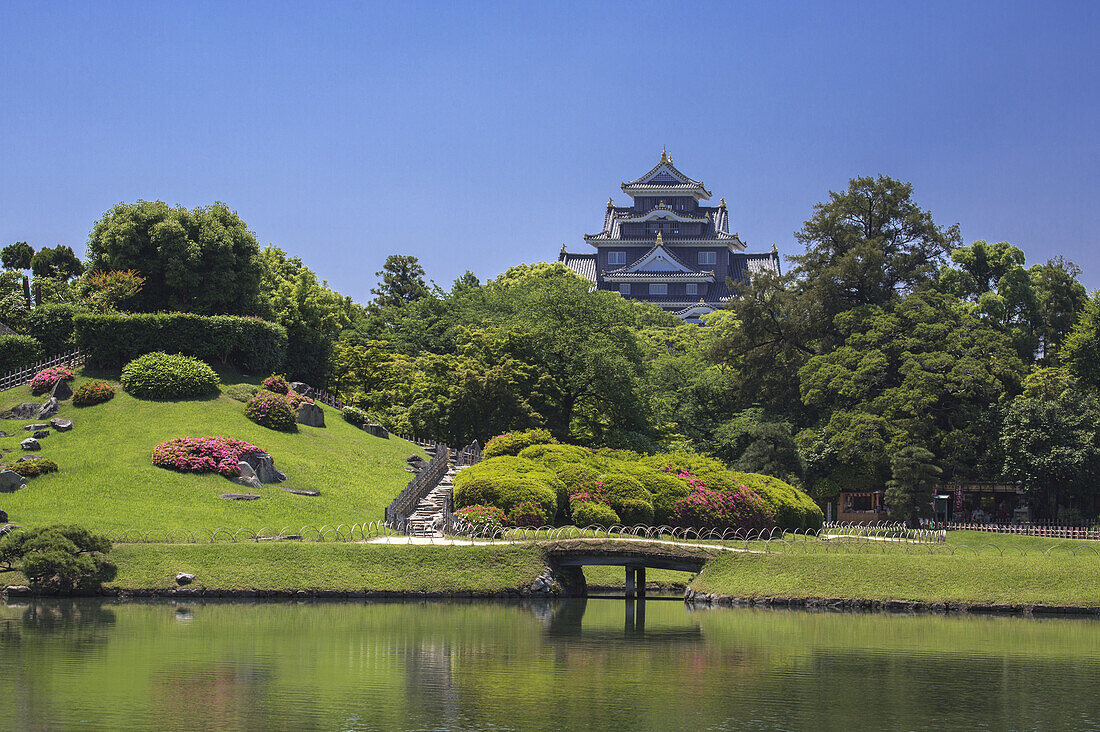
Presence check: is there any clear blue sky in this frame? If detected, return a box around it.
[2,1,1097,300]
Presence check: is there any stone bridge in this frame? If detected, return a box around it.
[541,539,719,598]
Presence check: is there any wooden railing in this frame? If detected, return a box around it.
[384,445,451,533]
[947,522,1100,541]
[0,349,84,392]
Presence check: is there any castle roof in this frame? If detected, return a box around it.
[621,150,712,199]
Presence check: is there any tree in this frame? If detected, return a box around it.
[1001,390,1100,519]
[885,446,941,527]
[82,270,145,313]
[0,525,117,590]
[1,242,34,271]
[790,175,961,337]
[1030,257,1087,361]
[86,200,262,314]
[1062,292,1100,391]
[30,245,84,280]
[733,421,805,482]
[370,255,430,309]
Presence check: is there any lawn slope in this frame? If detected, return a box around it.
[0,369,423,532]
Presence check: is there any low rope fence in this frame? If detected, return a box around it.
[946,522,1100,541]
[0,348,84,392]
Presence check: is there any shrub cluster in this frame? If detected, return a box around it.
[508,501,549,526]
[454,505,508,527]
[6,457,59,477]
[286,390,314,409]
[30,365,75,395]
[121,352,220,399]
[671,485,774,531]
[72,380,115,407]
[262,374,291,394]
[482,429,557,459]
[224,384,259,403]
[571,501,620,527]
[27,303,78,354]
[453,456,565,521]
[151,436,265,477]
[75,312,287,374]
[0,335,44,374]
[342,405,370,427]
[245,390,298,432]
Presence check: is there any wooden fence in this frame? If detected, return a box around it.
[947,522,1100,541]
[0,349,85,392]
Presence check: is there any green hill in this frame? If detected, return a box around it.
[0,369,423,533]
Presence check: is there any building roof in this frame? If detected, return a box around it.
[558,250,596,281]
[621,150,712,199]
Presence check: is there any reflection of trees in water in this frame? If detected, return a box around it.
[11,600,117,647]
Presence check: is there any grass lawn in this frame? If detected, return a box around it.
[691,550,1100,606]
[0,368,425,532]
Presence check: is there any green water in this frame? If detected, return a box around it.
[2,599,1099,731]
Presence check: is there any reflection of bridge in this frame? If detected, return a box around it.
[543,540,715,599]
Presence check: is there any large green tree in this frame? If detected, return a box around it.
[1,242,34,271]
[30,245,84,281]
[885,446,941,527]
[86,200,262,314]
[370,255,430,310]
[1060,291,1100,390]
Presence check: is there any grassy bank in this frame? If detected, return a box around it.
[0,369,423,531]
[691,550,1100,606]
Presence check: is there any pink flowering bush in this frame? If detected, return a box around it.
[508,501,548,526]
[151,437,266,478]
[568,488,609,505]
[245,390,298,432]
[455,505,508,527]
[286,390,314,409]
[671,484,774,532]
[261,374,291,395]
[30,365,74,395]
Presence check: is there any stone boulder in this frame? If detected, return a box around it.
[36,398,59,419]
[49,418,73,432]
[289,381,312,396]
[176,572,196,585]
[0,509,7,523]
[20,438,39,451]
[232,462,263,490]
[23,423,47,431]
[219,493,260,500]
[5,403,40,420]
[0,470,26,493]
[280,487,320,496]
[16,455,41,462]
[240,452,286,483]
[296,402,325,427]
[364,423,389,439]
[50,378,73,401]
[32,430,49,440]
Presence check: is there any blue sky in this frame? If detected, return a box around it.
[2,1,1097,300]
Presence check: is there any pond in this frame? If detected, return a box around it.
[1,598,1099,730]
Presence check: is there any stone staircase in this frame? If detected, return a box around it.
[406,463,458,537]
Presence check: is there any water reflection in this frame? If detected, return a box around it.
[0,598,1098,731]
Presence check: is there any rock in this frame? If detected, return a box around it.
[16,454,42,462]
[219,493,261,500]
[280,487,320,496]
[20,438,39,451]
[365,423,389,438]
[33,430,49,439]
[240,452,286,483]
[50,379,73,401]
[49,418,72,432]
[238,461,258,480]
[0,470,24,493]
[3,403,41,420]
[23,423,47,431]
[36,398,59,419]
[296,402,325,427]
[176,572,195,585]
[289,381,312,396]
[232,475,263,490]
[0,509,6,522]
[407,454,425,464]
[0,431,6,438]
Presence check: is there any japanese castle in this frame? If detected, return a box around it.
[559,151,780,322]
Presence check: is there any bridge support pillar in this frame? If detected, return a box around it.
[625,565,635,598]
[636,567,646,598]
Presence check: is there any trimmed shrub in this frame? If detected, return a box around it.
[732,471,824,531]
[671,486,774,532]
[596,473,654,519]
[75,312,287,374]
[640,452,737,491]
[617,498,655,526]
[553,463,602,495]
[508,501,549,526]
[244,391,298,432]
[72,380,115,407]
[6,457,59,477]
[453,456,563,519]
[224,384,260,403]
[26,303,78,354]
[342,405,370,427]
[483,429,557,459]
[518,443,605,470]
[30,365,74,395]
[151,436,265,477]
[262,374,291,394]
[571,501,620,527]
[455,505,507,527]
[0,334,43,373]
[121,352,219,399]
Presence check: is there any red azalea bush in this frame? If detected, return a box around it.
[261,374,291,394]
[568,488,609,505]
[507,501,549,526]
[286,390,314,409]
[72,380,115,407]
[30,365,75,395]
[671,484,774,532]
[245,390,298,432]
[152,436,266,477]
[455,505,508,527]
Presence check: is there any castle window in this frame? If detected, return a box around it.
[619,283,631,295]
[608,251,626,266]
[686,283,697,296]
[698,251,716,265]
[649,283,667,295]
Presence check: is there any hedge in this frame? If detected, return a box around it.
[75,312,286,374]
[121,352,220,399]
[731,471,824,531]
[483,429,557,459]
[27,304,79,354]
[0,335,43,373]
[453,456,565,520]
[571,500,619,527]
